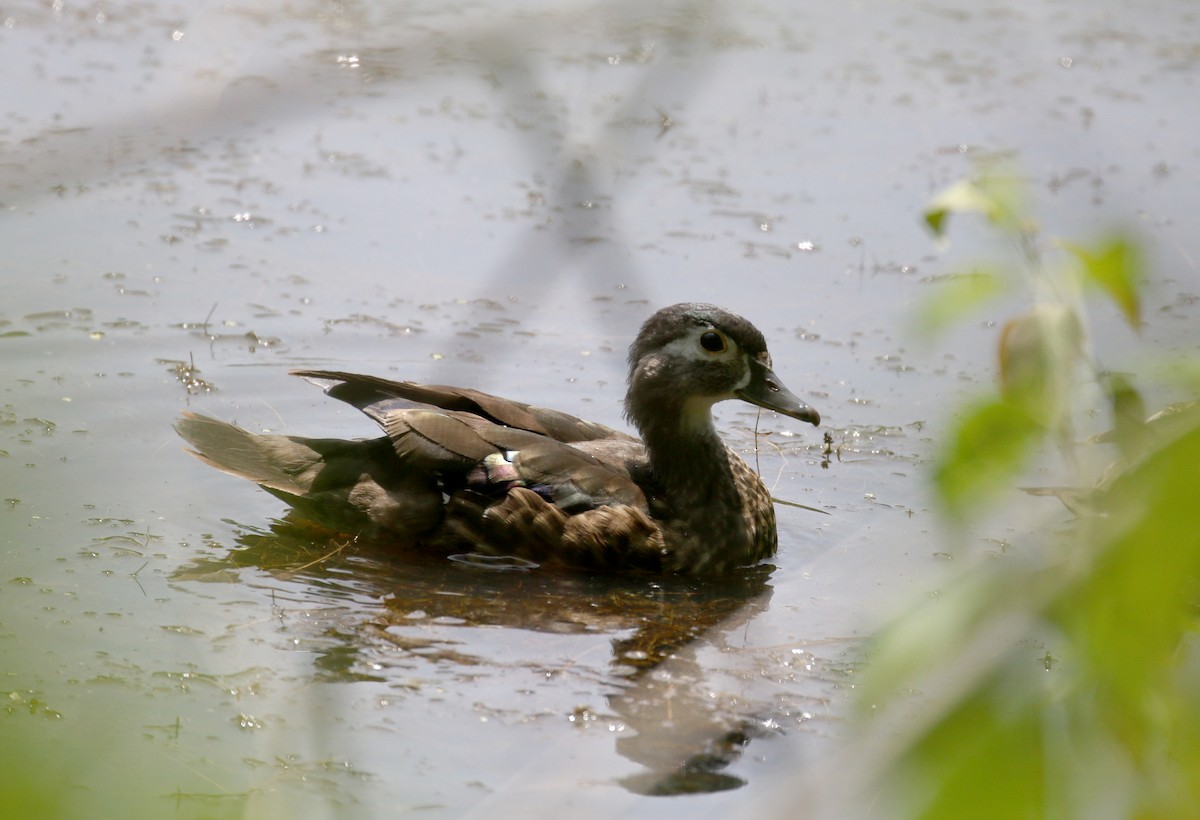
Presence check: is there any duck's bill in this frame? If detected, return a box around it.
[736,359,820,426]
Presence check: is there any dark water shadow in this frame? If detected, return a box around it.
[173,516,792,795]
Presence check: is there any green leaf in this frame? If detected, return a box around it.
[900,676,1046,820]
[854,570,1020,710]
[1052,407,1200,751]
[934,397,1041,521]
[923,174,1027,237]
[924,180,995,237]
[1102,372,1148,461]
[914,270,1010,337]
[997,305,1084,426]
[1066,236,1143,329]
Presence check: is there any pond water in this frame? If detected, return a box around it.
[2,1,1197,817]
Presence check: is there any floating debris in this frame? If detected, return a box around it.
[159,354,215,395]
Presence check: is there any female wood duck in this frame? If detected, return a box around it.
[177,303,820,574]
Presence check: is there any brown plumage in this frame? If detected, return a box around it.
[176,303,820,574]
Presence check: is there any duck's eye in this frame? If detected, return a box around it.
[699,331,726,353]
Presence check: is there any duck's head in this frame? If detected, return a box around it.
[625,303,820,437]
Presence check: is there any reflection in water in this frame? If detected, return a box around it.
[174,517,803,795]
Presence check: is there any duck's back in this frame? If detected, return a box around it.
[177,371,668,566]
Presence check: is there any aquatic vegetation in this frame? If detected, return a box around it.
[858,167,1200,818]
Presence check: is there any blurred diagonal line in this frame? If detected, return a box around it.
[2,0,731,372]
[3,0,720,206]
[457,0,726,332]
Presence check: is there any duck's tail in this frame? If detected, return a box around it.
[175,412,441,536]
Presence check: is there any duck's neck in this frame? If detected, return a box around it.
[629,395,733,495]
[631,396,775,573]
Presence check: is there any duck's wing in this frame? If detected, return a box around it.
[291,370,635,444]
[179,374,667,567]
[292,369,649,511]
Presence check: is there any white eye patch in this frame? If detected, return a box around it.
[659,327,739,363]
[655,327,752,394]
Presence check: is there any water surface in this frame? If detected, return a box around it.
[2,1,1197,816]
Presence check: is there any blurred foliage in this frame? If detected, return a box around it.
[860,166,1200,818]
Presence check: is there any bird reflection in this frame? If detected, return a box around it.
[174,517,783,794]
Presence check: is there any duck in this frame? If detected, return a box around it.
[176,303,820,574]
